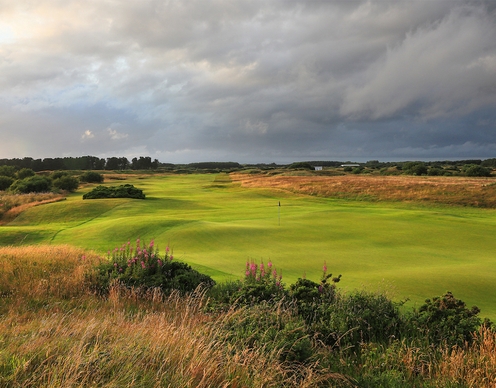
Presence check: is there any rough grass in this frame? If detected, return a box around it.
[1,245,496,387]
[0,193,65,224]
[231,173,496,207]
[0,245,347,388]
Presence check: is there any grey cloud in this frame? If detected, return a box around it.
[0,0,495,162]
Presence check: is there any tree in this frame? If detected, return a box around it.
[9,176,52,194]
[16,168,35,180]
[463,164,491,177]
[0,176,14,191]
[53,176,79,192]
[79,171,104,183]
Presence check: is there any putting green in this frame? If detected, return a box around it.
[2,174,496,318]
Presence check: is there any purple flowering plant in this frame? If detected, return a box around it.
[93,238,214,294]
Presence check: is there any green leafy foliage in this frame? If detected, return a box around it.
[91,239,215,294]
[219,303,314,363]
[0,165,16,178]
[9,176,52,194]
[83,184,145,199]
[463,164,492,177]
[229,260,287,305]
[403,162,428,176]
[16,168,35,180]
[0,176,14,191]
[79,171,104,183]
[408,291,482,347]
[53,175,79,192]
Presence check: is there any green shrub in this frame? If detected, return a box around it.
[80,171,104,183]
[0,176,14,191]
[91,239,215,295]
[51,171,70,180]
[16,168,35,180]
[9,176,52,194]
[0,165,16,178]
[53,176,79,192]
[407,291,482,347]
[219,303,314,363]
[229,260,287,305]
[463,164,492,177]
[83,184,145,199]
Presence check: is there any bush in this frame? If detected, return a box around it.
[16,168,35,180]
[229,260,287,305]
[80,171,104,183]
[407,291,482,347]
[463,164,492,177]
[53,175,79,192]
[0,165,16,178]
[403,162,428,176]
[83,184,145,199]
[51,171,70,180]
[9,176,52,194]
[0,176,14,191]
[219,303,314,363]
[91,239,215,295]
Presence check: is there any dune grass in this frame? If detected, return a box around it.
[1,244,496,387]
[1,173,496,318]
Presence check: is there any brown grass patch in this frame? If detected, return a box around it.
[0,192,65,224]
[231,173,496,207]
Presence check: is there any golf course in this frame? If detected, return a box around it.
[1,172,495,318]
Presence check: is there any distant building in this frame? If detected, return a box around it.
[314,166,323,171]
[341,164,360,167]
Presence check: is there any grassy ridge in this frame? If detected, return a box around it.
[1,173,496,318]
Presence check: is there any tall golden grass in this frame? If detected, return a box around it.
[0,245,348,387]
[0,193,65,224]
[2,245,496,387]
[231,173,496,207]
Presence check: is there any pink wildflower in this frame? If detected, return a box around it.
[81,255,85,260]
[323,261,327,274]
[267,261,272,268]
[141,261,146,269]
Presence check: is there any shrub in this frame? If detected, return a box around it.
[229,260,287,305]
[91,239,215,295]
[219,303,314,363]
[407,291,482,347]
[83,184,145,199]
[463,164,492,177]
[288,162,314,170]
[0,165,16,178]
[0,176,14,191]
[403,162,428,176]
[51,170,70,180]
[9,176,52,194]
[16,168,35,179]
[53,175,79,192]
[79,171,104,183]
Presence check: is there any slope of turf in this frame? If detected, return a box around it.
[2,173,496,318]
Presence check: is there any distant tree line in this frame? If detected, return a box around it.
[0,156,160,172]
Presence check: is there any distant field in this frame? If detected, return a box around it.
[1,173,496,318]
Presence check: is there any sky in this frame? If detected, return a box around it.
[0,0,496,164]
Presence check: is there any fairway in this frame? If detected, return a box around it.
[2,173,496,318]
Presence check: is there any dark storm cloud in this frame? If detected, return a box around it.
[0,0,495,162]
